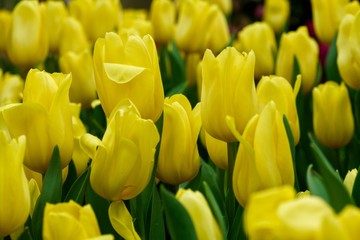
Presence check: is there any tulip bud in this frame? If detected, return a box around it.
[234,22,277,80]
[344,168,357,194]
[276,26,319,94]
[0,10,11,52]
[93,32,164,121]
[263,0,290,34]
[59,49,97,108]
[0,70,24,107]
[119,9,153,37]
[201,47,258,142]
[313,81,354,148]
[150,0,176,44]
[157,94,201,185]
[176,188,223,240]
[2,69,73,173]
[80,99,159,201]
[43,200,113,240]
[310,0,349,44]
[256,75,301,145]
[0,132,30,237]
[229,101,294,206]
[337,12,360,89]
[7,1,48,68]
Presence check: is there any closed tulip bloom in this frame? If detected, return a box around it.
[204,130,228,170]
[229,101,294,206]
[176,188,223,240]
[313,81,354,148]
[206,8,231,54]
[310,0,349,44]
[337,12,360,89]
[263,0,290,34]
[344,168,357,194]
[201,47,258,142]
[234,22,277,80]
[81,99,159,201]
[257,75,301,145]
[150,0,175,44]
[93,32,164,121]
[0,70,24,107]
[157,94,201,185]
[338,205,360,239]
[43,201,113,240]
[276,26,319,94]
[43,1,68,53]
[59,49,97,108]
[206,0,232,15]
[7,1,48,68]
[119,9,153,37]
[0,132,30,237]
[2,69,73,173]
[0,10,11,52]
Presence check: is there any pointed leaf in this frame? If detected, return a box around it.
[64,166,90,204]
[351,164,360,207]
[325,33,342,83]
[149,186,165,240]
[62,159,77,200]
[228,205,246,240]
[306,164,330,203]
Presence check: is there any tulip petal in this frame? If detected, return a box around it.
[104,63,146,84]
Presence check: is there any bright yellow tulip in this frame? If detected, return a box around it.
[0,69,24,107]
[263,0,290,34]
[344,168,357,194]
[0,10,11,52]
[150,0,175,45]
[204,130,228,170]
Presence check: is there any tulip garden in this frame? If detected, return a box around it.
[1,0,360,239]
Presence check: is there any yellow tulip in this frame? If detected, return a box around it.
[229,101,294,206]
[59,49,97,108]
[310,0,349,44]
[276,26,319,94]
[157,94,201,185]
[0,132,30,237]
[343,168,357,194]
[2,69,73,173]
[176,188,223,240]
[7,1,48,68]
[263,0,290,34]
[337,11,360,89]
[338,205,360,239]
[201,47,258,142]
[93,32,164,121]
[205,0,232,15]
[313,81,354,148]
[80,99,159,201]
[119,9,153,38]
[150,0,176,44]
[0,10,11,52]
[0,69,24,107]
[344,1,360,15]
[234,22,277,80]
[204,130,228,170]
[256,75,301,145]
[43,1,68,53]
[186,53,202,87]
[43,200,113,240]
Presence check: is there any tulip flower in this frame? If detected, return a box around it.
[344,168,357,194]
[263,0,290,34]
[310,0,349,44]
[80,99,159,201]
[0,10,11,52]
[234,22,277,80]
[7,1,48,68]
[43,1,68,53]
[119,9,153,37]
[256,75,301,145]
[93,32,164,121]
[0,132,30,237]
[0,70,24,107]
[228,101,294,206]
[176,188,223,240]
[337,11,360,89]
[2,69,73,173]
[206,0,232,15]
[338,205,360,239]
[344,1,360,15]
[204,130,228,170]
[150,0,175,45]
[157,94,201,185]
[201,47,258,142]
[59,49,97,108]
[313,81,354,148]
[276,26,319,94]
[43,200,113,240]
[69,0,119,42]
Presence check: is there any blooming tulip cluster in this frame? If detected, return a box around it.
[1,0,360,239]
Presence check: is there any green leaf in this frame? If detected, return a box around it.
[306,164,330,203]
[31,146,62,240]
[18,227,33,240]
[308,133,353,212]
[202,182,227,239]
[351,164,360,206]
[62,160,77,200]
[149,186,165,240]
[325,33,342,83]
[228,205,246,240]
[64,166,90,204]
[165,81,188,97]
[160,185,197,240]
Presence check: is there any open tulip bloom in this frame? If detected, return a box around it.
[2,0,360,239]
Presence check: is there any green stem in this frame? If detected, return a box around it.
[226,142,238,227]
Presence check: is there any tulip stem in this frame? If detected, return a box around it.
[226,142,238,226]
